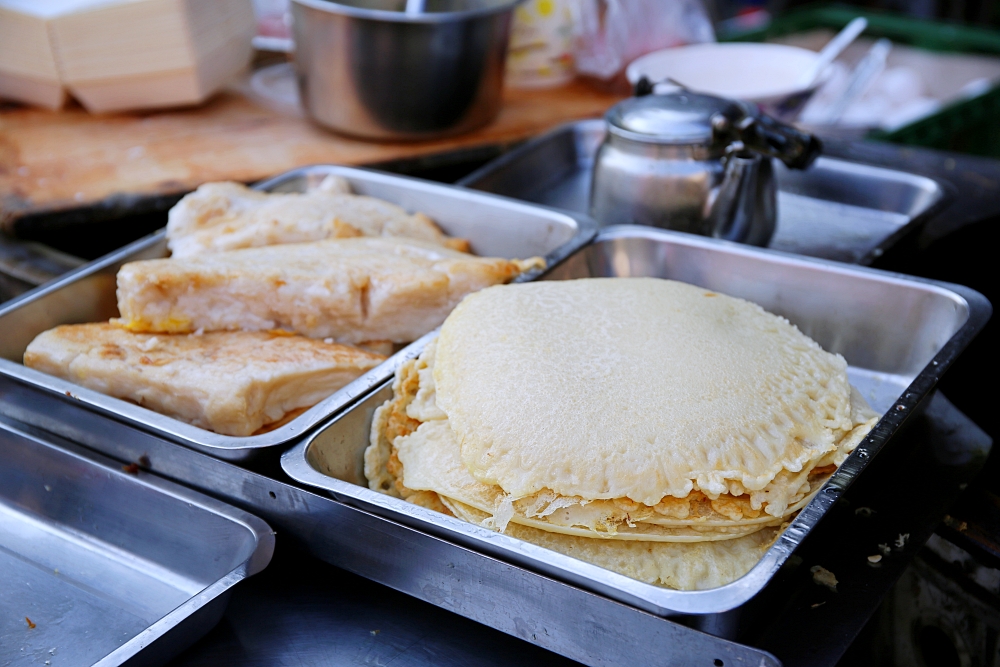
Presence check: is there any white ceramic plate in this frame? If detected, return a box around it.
[626,42,831,119]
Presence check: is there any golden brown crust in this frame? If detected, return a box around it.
[442,237,472,253]
[406,490,455,515]
[117,237,541,343]
[383,359,424,499]
[25,323,385,436]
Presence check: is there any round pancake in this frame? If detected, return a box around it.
[434,278,857,507]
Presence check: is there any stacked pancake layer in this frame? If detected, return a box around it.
[365,278,879,590]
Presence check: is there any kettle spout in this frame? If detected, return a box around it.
[703,151,776,247]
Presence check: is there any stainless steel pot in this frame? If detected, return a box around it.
[291,0,519,140]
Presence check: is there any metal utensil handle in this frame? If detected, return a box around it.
[820,38,893,125]
[737,112,823,170]
[795,16,868,88]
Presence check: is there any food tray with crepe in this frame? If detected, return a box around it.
[0,415,273,667]
[456,119,946,265]
[282,225,989,617]
[0,165,594,461]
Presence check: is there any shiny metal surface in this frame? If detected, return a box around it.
[1,380,986,667]
[152,392,989,667]
[0,165,593,461]
[590,129,729,235]
[593,94,765,243]
[590,136,779,245]
[291,0,517,140]
[282,226,988,618]
[168,546,587,667]
[0,417,273,667]
[459,119,945,263]
[606,93,726,146]
[0,404,777,667]
[590,94,819,245]
[705,152,777,246]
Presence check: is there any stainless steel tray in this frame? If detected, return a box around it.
[457,119,946,264]
[282,225,990,617]
[0,165,594,461]
[0,416,274,667]
[0,405,781,667]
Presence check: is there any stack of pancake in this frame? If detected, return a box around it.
[23,177,542,436]
[365,278,879,590]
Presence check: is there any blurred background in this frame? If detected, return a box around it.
[714,0,998,26]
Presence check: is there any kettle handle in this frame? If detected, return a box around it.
[737,113,822,170]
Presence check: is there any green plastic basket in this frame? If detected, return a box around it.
[720,4,1000,157]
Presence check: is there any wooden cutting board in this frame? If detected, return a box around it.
[0,81,624,230]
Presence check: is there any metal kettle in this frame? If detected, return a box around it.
[589,88,822,246]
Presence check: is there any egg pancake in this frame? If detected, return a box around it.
[116,237,544,344]
[166,178,470,258]
[24,323,385,436]
[445,500,780,591]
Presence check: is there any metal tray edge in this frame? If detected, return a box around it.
[455,119,605,190]
[3,398,782,667]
